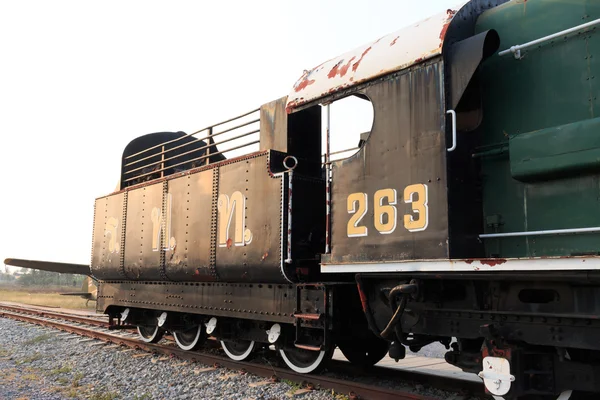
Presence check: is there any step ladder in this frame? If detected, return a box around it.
[293,283,330,351]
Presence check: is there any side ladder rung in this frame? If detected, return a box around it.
[293,313,322,321]
[294,343,322,351]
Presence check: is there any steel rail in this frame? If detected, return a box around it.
[0,303,109,328]
[0,304,482,400]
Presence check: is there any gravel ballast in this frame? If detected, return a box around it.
[0,318,342,400]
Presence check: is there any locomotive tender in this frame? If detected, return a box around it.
[9,0,600,398]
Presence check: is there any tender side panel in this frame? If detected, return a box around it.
[164,171,214,281]
[215,154,284,282]
[123,183,163,280]
[91,193,125,280]
[323,61,448,266]
[98,281,296,324]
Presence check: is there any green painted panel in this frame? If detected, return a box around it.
[510,117,600,181]
[475,0,600,257]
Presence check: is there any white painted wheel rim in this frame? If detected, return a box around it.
[173,325,203,351]
[220,340,255,361]
[137,325,160,343]
[279,349,326,374]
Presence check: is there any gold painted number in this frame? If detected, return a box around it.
[404,184,429,232]
[346,184,429,237]
[374,189,397,234]
[347,192,368,237]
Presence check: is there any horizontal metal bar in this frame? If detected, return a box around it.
[124,118,259,168]
[123,140,260,183]
[321,256,600,273]
[480,227,600,239]
[471,146,508,159]
[124,129,259,176]
[124,108,260,160]
[499,18,600,58]
[321,147,360,159]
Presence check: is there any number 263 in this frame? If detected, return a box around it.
[347,184,428,237]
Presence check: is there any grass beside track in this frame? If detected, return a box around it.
[0,286,94,310]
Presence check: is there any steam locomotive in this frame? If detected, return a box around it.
[9,0,600,398]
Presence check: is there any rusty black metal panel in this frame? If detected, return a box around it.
[259,97,288,153]
[323,61,449,265]
[164,171,214,281]
[215,153,285,282]
[98,280,297,324]
[91,193,125,280]
[123,183,163,280]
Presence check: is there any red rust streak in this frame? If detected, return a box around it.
[356,283,369,313]
[294,78,315,93]
[390,36,399,46]
[352,47,372,72]
[480,259,507,267]
[464,258,507,266]
[226,238,233,249]
[327,57,355,79]
[439,9,457,41]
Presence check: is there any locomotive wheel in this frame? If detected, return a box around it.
[221,340,256,361]
[338,335,389,367]
[137,325,164,343]
[279,345,334,374]
[173,325,206,351]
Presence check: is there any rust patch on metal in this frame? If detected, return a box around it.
[226,238,233,249]
[294,77,315,92]
[390,36,399,47]
[261,252,269,261]
[480,259,507,267]
[439,9,458,41]
[464,258,508,267]
[356,283,369,313]
[352,47,372,72]
[327,58,356,79]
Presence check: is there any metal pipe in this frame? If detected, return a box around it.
[285,170,294,264]
[124,129,259,176]
[124,108,260,160]
[282,156,297,265]
[471,146,508,159]
[480,226,600,239]
[123,139,259,183]
[325,104,331,254]
[499,18,600,59]
[446,110,457,152]
[124,118,259,167]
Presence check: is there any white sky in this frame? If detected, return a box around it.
[0,0,458,268]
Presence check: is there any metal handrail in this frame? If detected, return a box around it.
[123,139,260,183]
[124,107,260,161]
[321,147,360,161]
[499,18,600,59]
[480,226,600,239]
[123,129,259,176]
[124,118,259,168]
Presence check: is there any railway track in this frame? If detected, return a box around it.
[0,302,485,400]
